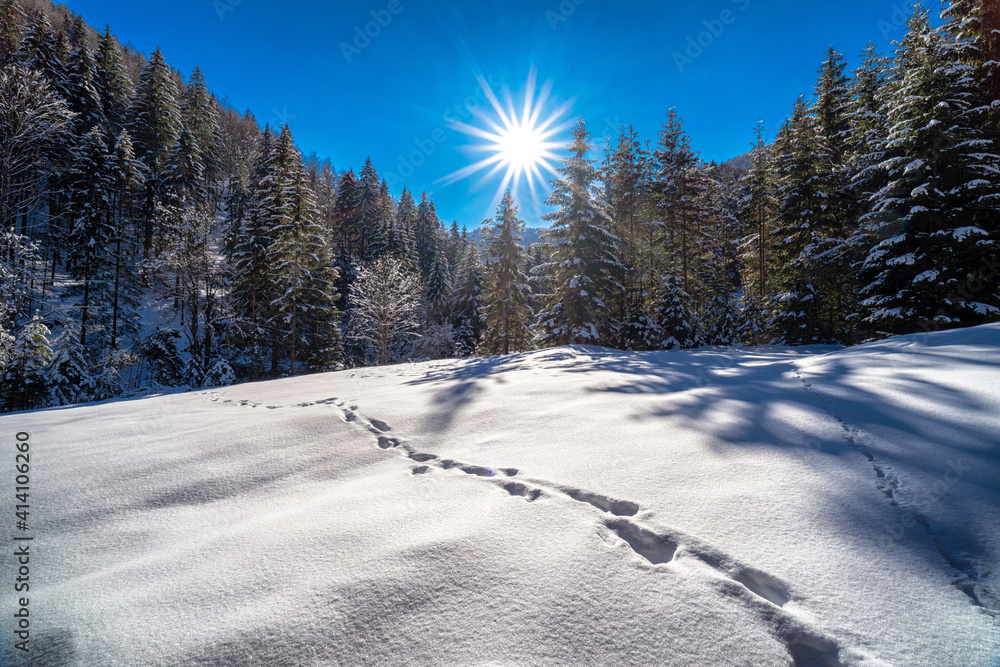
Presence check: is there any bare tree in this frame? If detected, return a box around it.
[348,255,422,366]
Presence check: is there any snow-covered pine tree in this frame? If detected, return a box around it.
[394,187,419,271]
[414,191,442,283]
[808,47,860,342]
[47,318,94,406]
[425,241,452,326]
[451,239,484,356]
[652,108,710,302]
[94,26,132,136]
[536,120,621,347]
[128,46,181,259]
[649,273,696,349]
[15,11,63,94]
[228,127,277,378]
[480,189,532,355]
[65,127,116,347]
[942,0,1000,142]
[107,129,145,348]
[65,41,104,135]
[266,128,342,375]
[603,124,656,350]
[859,9,1000,335]
[738,120,776,323]
[768,96,831,344]
[179,67,221,188]
[701,165,742,346]
[357,157,387,261]
[333,168,362,255]
[1,314,50,411]
[0,0,24,66]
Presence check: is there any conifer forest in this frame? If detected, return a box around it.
[1,0,997,412]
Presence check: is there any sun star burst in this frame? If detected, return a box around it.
[442,70,574,208]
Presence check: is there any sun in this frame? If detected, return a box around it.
[442,70,574,206]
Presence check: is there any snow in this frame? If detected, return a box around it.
[2,326,1000,665]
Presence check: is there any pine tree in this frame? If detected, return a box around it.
[128,46,181,258]
[266,129,342,375]
[108,129,145,348]
[0,0,24,66]
[768,96,834,344]
[536,120,621,346]
[2,315,50,411]
[860,9,1000,334]
[334,168,362,255]
[480,189,532,355]
[394,187,418,270]
[652,108,710,297]
[348,255,421,366]
[180,67,221,187]
[65,41,104,135]
[451,239,484,356]
[228,127,276,378]
[357,157,387,261]
[94,26,132,137]
[414,191,442,282]
[603,124,655,350]
[649,273,697,349]
[66,127,115,347]
[425,245,452,325]
[943,0,1000,141]
[47,318,94,406]
[739,120,777,310]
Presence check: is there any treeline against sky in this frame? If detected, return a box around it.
[0,0,997,412]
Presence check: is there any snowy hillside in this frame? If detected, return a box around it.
[2,325,999,666]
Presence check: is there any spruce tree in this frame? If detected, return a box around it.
[451,239,484,356]
[860,9,1000,334]
[480,189,532,355]
[394,187,419,270]
[128,46,181,259]
[47,318,94,406]
[66,127,115,347]
[536,120,621,346]
[2,315,50,411]
[0,0,24,66]
[95,26,132,137]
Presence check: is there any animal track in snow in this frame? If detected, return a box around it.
[501,481,542,502]
[368,419,390,432]
[335,400,851,665]
[606,518,678,565]
[563,488,639,517]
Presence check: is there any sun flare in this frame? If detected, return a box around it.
[442,70,574,207]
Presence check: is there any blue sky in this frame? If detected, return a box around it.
[65,0,919,228]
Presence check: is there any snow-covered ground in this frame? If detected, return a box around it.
[2,325,999,666]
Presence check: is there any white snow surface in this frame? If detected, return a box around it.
[2,325,1000,666]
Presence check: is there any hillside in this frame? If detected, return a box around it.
[2,325,998,665]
